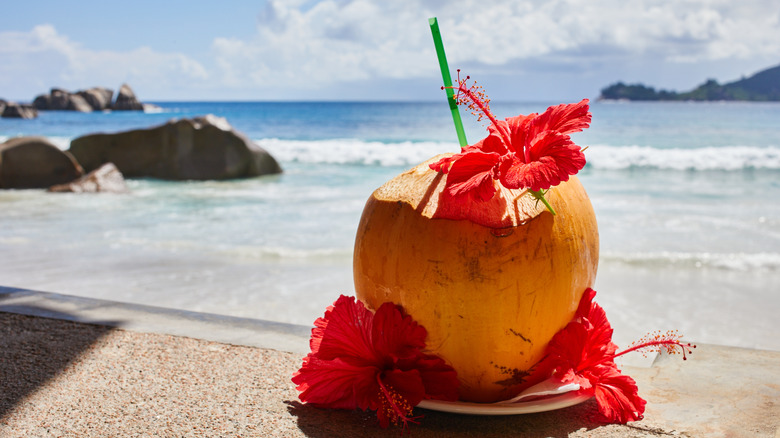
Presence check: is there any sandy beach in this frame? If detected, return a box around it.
[2,289,779,437]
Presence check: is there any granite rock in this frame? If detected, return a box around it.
[111,83,144,111]
[69,115,282,180]
[1,102,38,119]
[0,137,83,188]
[48,162,129,193]
[76,87,114,111]
[33,88,94,112]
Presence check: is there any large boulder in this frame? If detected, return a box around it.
[77,87,114,111]
[67,93,93,112]
[0,137,84,188]
[111,83,144,111]
[1,102,38,119]
[48,162,128,193]
[69,115,283,180]
[33,88,93,112]
[48,88,69,109]
[32,93,51,109]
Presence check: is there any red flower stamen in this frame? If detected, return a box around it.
[445,70,511,146]
[613,330,696,361]
[376,374,421,430]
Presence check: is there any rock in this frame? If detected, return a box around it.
[1,102,38,119]
[0,137,83,189]
[32,87,111,112]
[49,88,72,110]
[48,162,128,193]
[67,93,93,112]
[77,87,113,111]
[32,94,50,109]
[69,115,282,180]
[111,83,144,111]
[0,99,6,115]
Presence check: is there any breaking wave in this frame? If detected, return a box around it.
[601,251,780,272]
[256,138,780,171]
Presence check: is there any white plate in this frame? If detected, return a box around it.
[416,392,592,415]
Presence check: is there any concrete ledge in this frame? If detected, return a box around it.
[2,285,780,436]
[0,285,311,354]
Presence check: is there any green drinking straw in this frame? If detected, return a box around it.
[428,17,556,215]
[429,17,468,149]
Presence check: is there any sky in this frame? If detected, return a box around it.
[1,0,778,102]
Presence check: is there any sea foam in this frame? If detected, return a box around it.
[257,138,780,171]
[256,138,457,167]
[586,145,780,171]
[601,251,780,271]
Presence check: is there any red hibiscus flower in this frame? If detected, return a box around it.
[292,295,459,430]
[498,100,590,192]
[430,73,591,215]
[530,289,694,424]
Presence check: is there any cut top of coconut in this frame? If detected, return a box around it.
[372,154,546,229]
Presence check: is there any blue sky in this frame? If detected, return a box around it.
[2,0,778,102]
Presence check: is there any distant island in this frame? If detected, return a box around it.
[599,63,780,101]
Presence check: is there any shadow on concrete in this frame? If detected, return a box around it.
[287,397,604,437]
[0,309,117,419]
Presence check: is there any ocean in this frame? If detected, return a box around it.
[1,100,779,352]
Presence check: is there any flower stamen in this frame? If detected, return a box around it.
[613,330,696,360]
[445,70,512,146]
[376,375,421,431]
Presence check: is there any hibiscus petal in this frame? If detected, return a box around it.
[576,290,619,370]
[405,355,460,401]
[371,302,427,361]
[590,365,647,423]
[429,143,490,174]
[530,289,618,388]
[528,131,586,174]
[482,122,511,154]
[576,288,598,320]
[531,99,592,136]
[499,131,586,191]
[545,320,591,375]
[504,113,537,154]
[429,155,458,173]
[292,356,379,411]
[445,150,501,201]
[310,295,379,364]
[499,154,563,191]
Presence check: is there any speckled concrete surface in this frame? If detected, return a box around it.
[1,301,779,437]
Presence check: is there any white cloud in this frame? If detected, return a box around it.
[0,24,208,99]
[207,0,780,95]
[2,1,778,100]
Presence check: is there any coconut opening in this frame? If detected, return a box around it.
[373,153,546,229]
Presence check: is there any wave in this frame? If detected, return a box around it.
[7,133,779,171]
[256,138,456,167]
[257,138,780,171]
[601,251,780,271]
[220,245,353,262]
[111,236,353,262]
[586,145,780,171]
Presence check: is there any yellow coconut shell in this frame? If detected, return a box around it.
[353,154,599,402]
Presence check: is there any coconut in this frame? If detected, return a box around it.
[353,154,599,402]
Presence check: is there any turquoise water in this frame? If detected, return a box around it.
[1,101,779,351]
